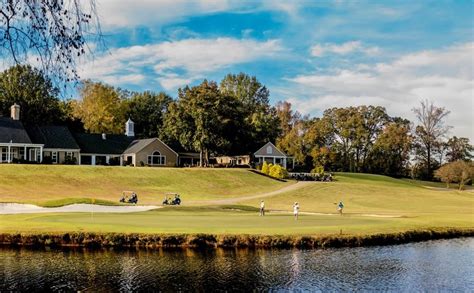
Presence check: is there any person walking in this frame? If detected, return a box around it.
[337,201,344,215]
[260,200,265,216]
[293,202,300,220]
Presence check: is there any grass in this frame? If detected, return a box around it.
[239,173,474,215]
[0,205,472,235]
[0,166,472,237]
[0,164,292,205]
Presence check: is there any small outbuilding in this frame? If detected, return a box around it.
[254,142,291,168]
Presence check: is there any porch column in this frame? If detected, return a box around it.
[283,157,287,168]
[120,156,123,166]
[24,145,27,160]
[91,155,96,166]
[273,157,276,165]
[78,154,81,165]
[39,146,43,163]
[106,156,110,164]
[7,145,11,163]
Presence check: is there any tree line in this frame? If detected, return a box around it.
[0,65,472,181]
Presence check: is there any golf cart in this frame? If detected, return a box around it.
[162,193,181,205]
[120,190,138,204]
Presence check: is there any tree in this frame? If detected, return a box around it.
[72,81,127,134]
[275,101,310,168]
[162,80,241,166]
[445,136,473,162]
[275,101,301,137]
[412,100,451,179]
[369,119,412,177]
[0,1,102,84]
[126,91,173,138]
[0,64,62,125]
[220,73,280,153]
[435,161,473,190]
[322,106,388,172]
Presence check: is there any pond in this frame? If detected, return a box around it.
[1,238,473,291]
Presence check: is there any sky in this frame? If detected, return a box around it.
[78,0,473,140]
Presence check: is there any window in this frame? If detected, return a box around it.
[266,146,273,154]
[1,147,6,162]
[29,149,36,162]
[52,151,58,164]
[147,151,166,166]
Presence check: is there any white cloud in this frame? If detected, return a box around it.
[96,0,304,29]
[79,38,284,90]
[97,0,232,28]
[310,41,380,57]
[287,42,474,140]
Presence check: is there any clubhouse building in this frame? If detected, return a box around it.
[0,104,290,168]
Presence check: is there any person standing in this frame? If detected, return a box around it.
[293,202,300,220]
[260,200,265,216]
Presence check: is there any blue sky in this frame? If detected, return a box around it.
[80,0,473,140]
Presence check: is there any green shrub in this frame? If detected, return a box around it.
[269,164,288,179]
[311,165,325,176]
[261,161,270,175]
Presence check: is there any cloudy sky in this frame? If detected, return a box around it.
[80,0,473,140]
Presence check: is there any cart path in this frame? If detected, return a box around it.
[187,181,328,205]
[0,203,161,215]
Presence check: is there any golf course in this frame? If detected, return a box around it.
[0,165,473,246]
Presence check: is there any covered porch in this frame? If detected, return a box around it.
[254,155,294,169]
[0,143,43,163]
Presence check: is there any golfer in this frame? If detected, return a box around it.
[260,200,265,216]
[337,201,344,215]
[293,202,300,220]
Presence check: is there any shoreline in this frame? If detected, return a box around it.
[1,228,473,249]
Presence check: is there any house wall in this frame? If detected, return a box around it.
[43,150,80,164]
[126,139,177,167]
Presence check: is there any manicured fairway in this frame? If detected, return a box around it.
[1,205,472,235]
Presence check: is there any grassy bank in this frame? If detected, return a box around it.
[0,165,292,205]
[1,228,472,249]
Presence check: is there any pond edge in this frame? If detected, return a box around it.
[0,228,473,249]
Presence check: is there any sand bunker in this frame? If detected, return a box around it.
[0,203,160,215]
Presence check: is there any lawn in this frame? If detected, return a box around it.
[1,205,471,235]
[239,173,474,215]
[0,167,472,236]
[0,164,291,205]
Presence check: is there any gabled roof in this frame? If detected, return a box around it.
[27,126,80,149]
[73,133,134,155]
[123,138,156,154]
[254,142,287,157]
[0,117,32,144]
[123,138,178,156]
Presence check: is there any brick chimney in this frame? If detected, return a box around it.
[10,104,20,120]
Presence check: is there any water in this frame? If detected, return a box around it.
[1,238,473,291]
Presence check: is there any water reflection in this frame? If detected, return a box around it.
[1,238,473,291]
